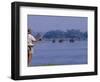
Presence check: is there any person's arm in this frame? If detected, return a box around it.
[31,35,37,44]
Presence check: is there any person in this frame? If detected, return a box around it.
[27,28,37,65]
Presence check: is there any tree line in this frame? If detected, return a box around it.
[43,29,87,40]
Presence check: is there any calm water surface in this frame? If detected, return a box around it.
[31,41,87,66]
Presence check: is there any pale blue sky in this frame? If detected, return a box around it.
[28,15,88,32]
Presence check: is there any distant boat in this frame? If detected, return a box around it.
[69,39,75,43]
[52,39,56,43]
[59,39,63,43]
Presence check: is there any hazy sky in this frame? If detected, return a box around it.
[28,15,87,32]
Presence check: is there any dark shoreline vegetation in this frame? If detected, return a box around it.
[33,29,87,43]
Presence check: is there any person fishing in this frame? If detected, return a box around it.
[28,28,37,65]
[27,28,41,65]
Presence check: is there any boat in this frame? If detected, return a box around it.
[52,39,56,43]
[69,38,75,43]
[59,39,63,43]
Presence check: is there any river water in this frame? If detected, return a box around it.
[31,40,87,66]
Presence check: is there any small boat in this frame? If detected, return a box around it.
[52,40,56,43]
[69,39,75,43]
[59,39,63,43]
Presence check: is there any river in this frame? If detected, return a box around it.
[30,40,87,66]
